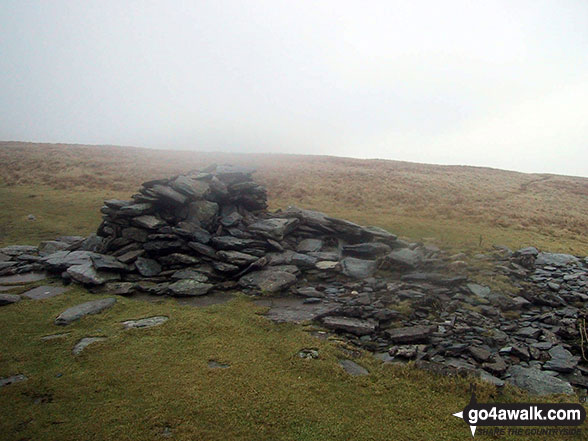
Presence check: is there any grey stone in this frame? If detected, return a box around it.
[291,253,318,269]
[506,365,574,395]
[297,239,323,253]
[186,200,218,229]
[478,370,505,387]
[118,202,154,216]
[238,270,297,293]
[135,257,162,277]
[171,269,209,282]
[21,285,67,300]
[91,254,129,272]
[386,325,436,343]
[248,218,299,240]
[171,175,209,198]
[0,293,21,306]
[341,257,377,279]
[67,263,120,285]
[467,283,491,298]
[322,316,377,336]
[38,240,71,256]
[122,316,169,329]
[544,345,579,373]
[387,248,421,267]
[0,374,27,387]
[0,272,47,284]
[72,337,106,355]
[208,360,230,369]
[217,250,258,266]
[105,282,136,295]
[150,184,188,205]
[536,252,579,266]
[132,215,166,230]
[55,297,117,325]
[168,279,213,296]
[516,246,539,256]
[0,245,38,257]
[342,242,391,259]
[338,359,369,376]
[315,261,339,271]
[42,250,99,271]
[41,333,70,340]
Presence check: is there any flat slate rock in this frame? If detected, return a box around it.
[506,365,574,395]
[0,293,21,306]
[41,332,70,340]
[0,374,28,387]
[340,257,377,279]
[72,337,106,355]
[386,325,437,343]
[254,297,337,323]
[168,279,213,296]
[535,252,579,266]
[122,316,169,329]
[55,297,117,326]
[208,360,230,369]
[22,285,67,300]
[338,359,369,376]
[239,270,297,293]
[67,263,121,285]
[322,316,377,336]
[0,271,47,284]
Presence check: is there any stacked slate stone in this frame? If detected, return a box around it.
[34,165,411,297]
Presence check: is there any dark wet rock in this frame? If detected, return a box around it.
[400,273,466,286]
[168,279,213,296]
[72,337,106,355]
[67,263,120,285]
[21,286,67,300]
[386,325,436,343]
[291,253,317,269]
[297,287,324,298]
[341,257,377,279]
[338,359,369,376]
[506,365,573,395]
[239,270,297,293]
[55,297,117,325]
[121,316,168,329]
[0,293,21,306]
[150,184,188,205]
[0,374,28,387]
[469,346,492,362]
[543,345,579,373]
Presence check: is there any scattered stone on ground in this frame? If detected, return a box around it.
[208,360,230,369]
[2,165,588,395]
[298,348,320,359]
[0,374,28,387]
[72,337,106,355]
[21,285,67,300]
[55,298,117,326]
[338,359,369,376]
[122,316,169,329]
[0,293,21,306]
[41,333,70,340]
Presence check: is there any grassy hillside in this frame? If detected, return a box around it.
[1,142,587,440]
[1,141,587,254]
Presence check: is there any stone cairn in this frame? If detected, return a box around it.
[1,164,588,395]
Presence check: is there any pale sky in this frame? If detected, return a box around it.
[1,1,588,177]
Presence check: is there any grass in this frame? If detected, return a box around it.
[1,142,588,440]
[1,284,582,441]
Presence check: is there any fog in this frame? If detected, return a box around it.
[1,1,587,176]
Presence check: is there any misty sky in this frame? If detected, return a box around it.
[1,1,588,177]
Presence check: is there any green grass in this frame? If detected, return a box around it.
[1,284,582,441]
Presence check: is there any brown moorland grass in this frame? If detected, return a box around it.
[1,141,587,254]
